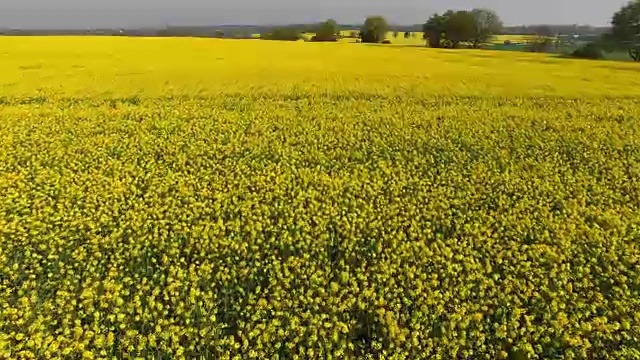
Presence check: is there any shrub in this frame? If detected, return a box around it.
[571,43,604,60]
[630,45,640,62]
[311,35,339,42]
[529,36,555,53]
[262,27,302,41]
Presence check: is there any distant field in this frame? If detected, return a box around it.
[1,36,636,97]
[1,37,640,359]
[296,30,425,45]
[338,31,426,46]
[493,34,536,44]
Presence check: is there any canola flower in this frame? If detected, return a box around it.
[0,37,639,359]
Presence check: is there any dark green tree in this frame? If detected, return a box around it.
[606,0,640,61]
[360,16,389,43]
[314,19,340,41]
[444,10,476,48]
[423,12,449,48]
[424,10,479,48]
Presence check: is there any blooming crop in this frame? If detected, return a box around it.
[0,37,639,359]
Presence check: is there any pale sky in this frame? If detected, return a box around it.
[0,0,627,29]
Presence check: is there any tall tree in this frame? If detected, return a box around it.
[607,0,640,61]
[444,11,476,48]
[470,8,503,48]
[360,16,389,43]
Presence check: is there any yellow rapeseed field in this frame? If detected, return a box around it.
[1,36,640,359]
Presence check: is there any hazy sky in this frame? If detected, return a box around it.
[0,0,627,29]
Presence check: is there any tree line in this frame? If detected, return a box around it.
[422,9,502,48]
[262,0,640,62]
[502,25,609,36]
[263,9,505,47]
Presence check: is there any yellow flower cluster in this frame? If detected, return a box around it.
[0,37,639,359]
